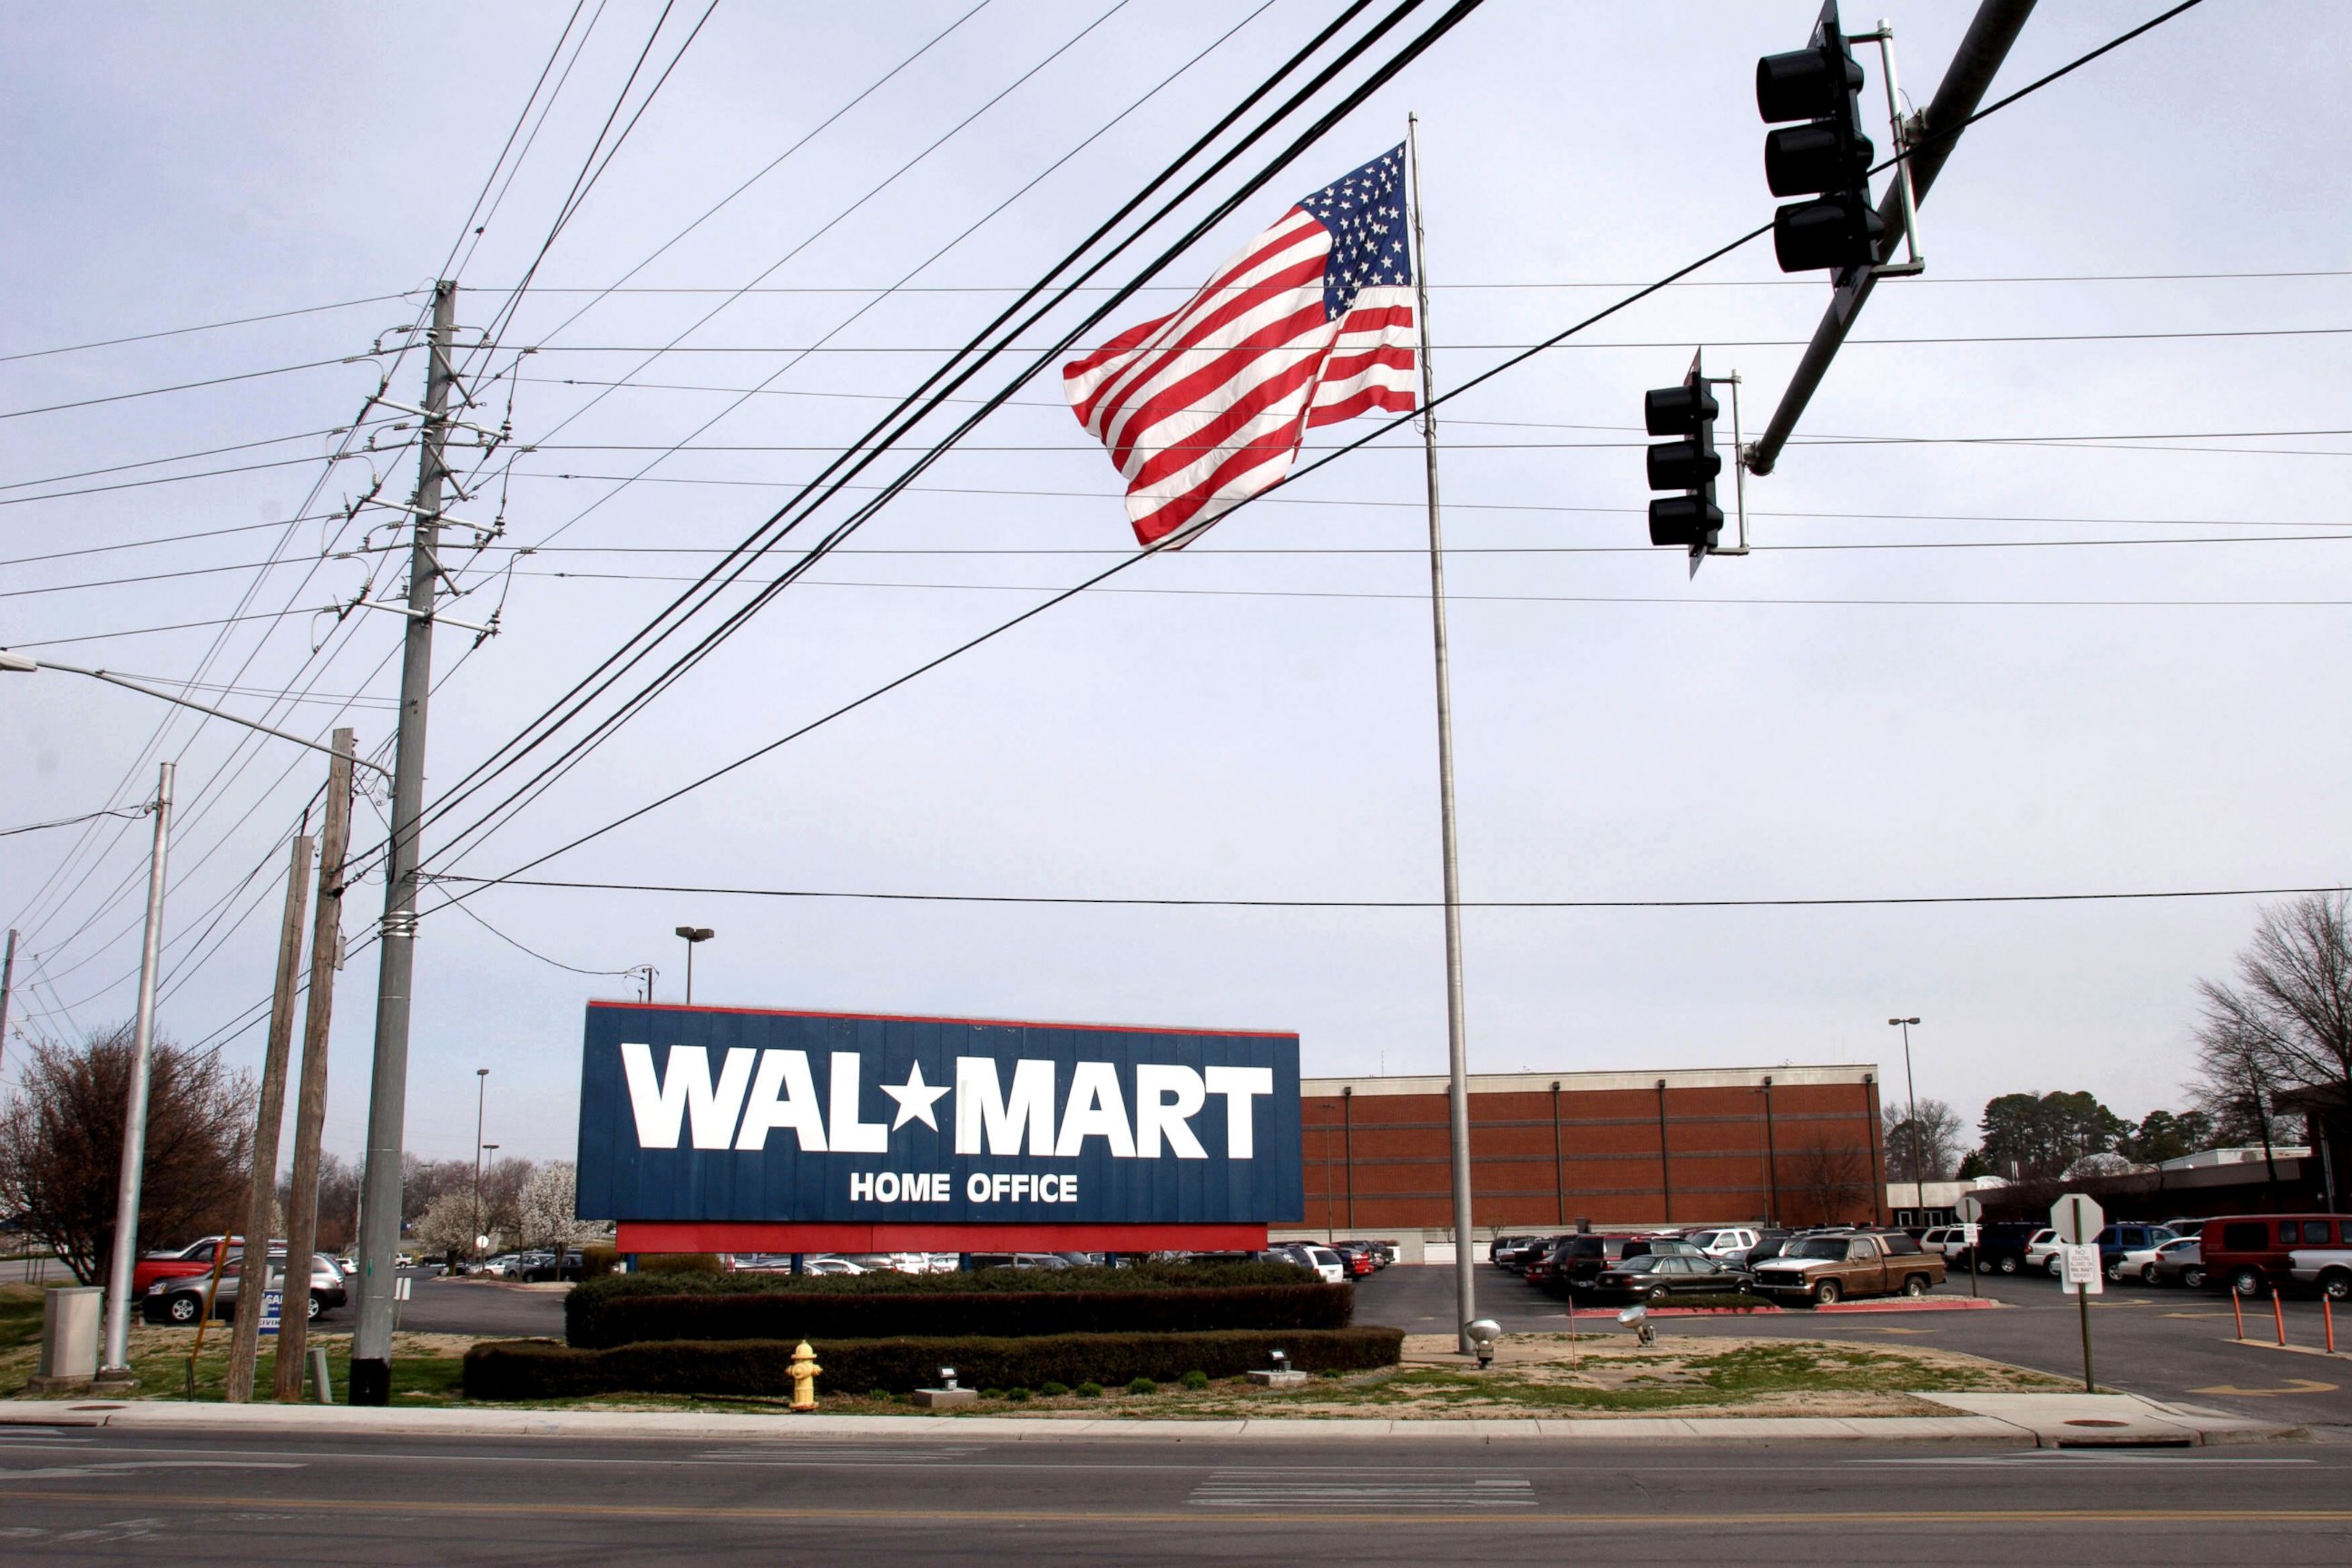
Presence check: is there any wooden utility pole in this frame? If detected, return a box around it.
[223,830,313,1402]
[276,730,355,1401]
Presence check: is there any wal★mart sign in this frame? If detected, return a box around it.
[575,1003,1305,1229]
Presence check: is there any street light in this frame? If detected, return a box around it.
[1887,1016,1926,1219]
[4,649,388,1387]
[675,926,714,1004]
[473,1069,489,1273]
[478,1144,500,1259]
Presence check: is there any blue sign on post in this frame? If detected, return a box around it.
[574,1004,1304,1227]
[259,1288,283,1338]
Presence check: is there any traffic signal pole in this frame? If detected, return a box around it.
[350,280,456,1406]
[1746,0,2036,475]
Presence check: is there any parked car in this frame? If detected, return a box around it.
[2287,1248,2352,1301]
[801,1256,867,1276]
[1955,1221,2040,1276]
[2200,1215,2347,1296]
[1919,1226,1963,1262]
[1583,1253,1750,1305]
[2068,1223,2180,1282]
[1328,1244,1378,1279]
[520,1249,587,1282]
[132,1235,249,1296]
[142,1252,347,1325]
[1681,1228,1761,1265]
[1268,1243,1347,1284]
[2159,1218,2208,1239]
[2146,1237,2205,1288]
[1736,1230,1795,1270]
[1336,1240,1396,1268]
[480,1253,523,1279]
[1532,1235,1703,1297]
[2022,1228,2063,1276]
[1749,1231,1945,1306]
[1488,1235,1553,1269]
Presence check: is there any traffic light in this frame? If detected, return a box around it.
[1757,1,1885,273]
[1644,360,1721,559]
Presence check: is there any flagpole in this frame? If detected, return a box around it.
[1406,114,1477,1355]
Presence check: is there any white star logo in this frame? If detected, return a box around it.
[881,1060,950,1131]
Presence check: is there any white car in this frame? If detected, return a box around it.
[2024,1229,2063,1276]
[1277,1244,1347,1284]
[2112,1240,2171,1283]
[1682,1228,1759,1264]
[803,1256,867,1276]
[2288,1248,2352,1300]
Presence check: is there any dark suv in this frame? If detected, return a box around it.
[1530,1235,1701,1297]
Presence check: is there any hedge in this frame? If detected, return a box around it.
[569,1282,1351,1349]
[465,1327,1403,1400]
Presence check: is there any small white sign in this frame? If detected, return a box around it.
[394,1275,412,1301]
[2061,1244,2104,1293]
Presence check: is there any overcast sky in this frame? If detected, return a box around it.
[4,1,2346,1171]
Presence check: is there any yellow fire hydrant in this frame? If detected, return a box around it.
[789,1340,822,1412]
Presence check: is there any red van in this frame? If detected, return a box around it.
[2198,1214,2346,1296]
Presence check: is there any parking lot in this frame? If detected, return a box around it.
[1350,1259,2352,1430]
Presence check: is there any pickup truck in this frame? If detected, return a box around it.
[1749,1231,1946,1305]
[2288,1248,2352,1301]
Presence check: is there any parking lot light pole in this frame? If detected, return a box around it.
[473,1069,489,1272]
[1888,1016,1925,1217]
[675,926,714,1004]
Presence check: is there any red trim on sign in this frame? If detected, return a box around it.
[616,1222,1270,1254]
[584,999,1296,1040]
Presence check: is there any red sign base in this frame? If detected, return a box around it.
[616,1222,1269,1255]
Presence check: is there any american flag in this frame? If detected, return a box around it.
[1063,145,1417,549]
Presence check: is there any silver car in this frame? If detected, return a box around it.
[142,1252,347,1325]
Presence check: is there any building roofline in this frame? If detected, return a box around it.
[1301,1063,1880,1097]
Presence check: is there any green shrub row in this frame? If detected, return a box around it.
[568,1281,1351,1349]
[464,1327,1402,1401]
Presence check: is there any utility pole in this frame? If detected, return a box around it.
[351,281,456,1406]
[224,830,313,1402]
[1406,118,1478,1354]
[473,1067,489,1272]
[0,927,16,1076]
[94,760,172,1390]
[276,728,355,1400]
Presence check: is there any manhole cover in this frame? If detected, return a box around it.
[2063,1418,2128,1427]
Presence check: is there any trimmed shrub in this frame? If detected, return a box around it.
[1004,1387,1031,1402]
[463,1327,1404,1401]
[635,1253,723,1276]
[1041,1382,1070,1397]
[1075,1382,1102,1398]
[579,1246,620,1280]
[1181,1370,1210,1390]
[567,1277,1348,1349]
[1126,1377,1157,1396]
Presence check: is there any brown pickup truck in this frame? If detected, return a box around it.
[1749,1231,1945,1305]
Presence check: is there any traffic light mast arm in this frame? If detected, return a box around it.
[1745,0,2036,478]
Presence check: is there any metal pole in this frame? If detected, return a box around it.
[474,1068,488,1271]
[2073,1193,2095,1391]
[1746,0,2038,475]
[351,279,456,1405]
[1897,1017,1926,1215]
[95,760,172,1386]
[1406,116,1477,1354]
[685,939,694,1005]
[225,830,313,1402]
[0,927,15,1077]
[275,729,354,1400]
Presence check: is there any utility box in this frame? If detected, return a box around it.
[30,1286,102,1394]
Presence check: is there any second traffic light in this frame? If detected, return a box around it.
[1757,0,1884,273]
[1644,360,1721,560]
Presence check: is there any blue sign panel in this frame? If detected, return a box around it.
[575,1004,1305,1225]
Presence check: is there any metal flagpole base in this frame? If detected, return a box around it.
[90,1367,139,1395]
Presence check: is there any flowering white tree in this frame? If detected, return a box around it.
[517,1161,603,1250]
[412,1191,483,1260]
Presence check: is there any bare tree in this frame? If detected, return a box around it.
[0,1024,254,1282]
[1882,1097,1966,1183]
[2193,893,2349,1139]
[1789,1137,1873,1226]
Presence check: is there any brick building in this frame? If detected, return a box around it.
[1287,1064,1889,1241]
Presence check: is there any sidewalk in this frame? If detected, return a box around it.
[0,1391,2294,1447]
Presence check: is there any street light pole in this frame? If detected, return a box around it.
[675,927,713,1005]
[473,1068,489,1272]
[93,761,173,1389]
[1888,1016,1926,1218]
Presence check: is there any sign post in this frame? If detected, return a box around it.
[1957,1193,1984,1298]
[2051,1192,2104,1392]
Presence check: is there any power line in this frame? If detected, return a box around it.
[426,0,2223,901]
[0,354,373,422]
[0,808,148,839]
[0,419,401,495]
[436,874,2352,913]
[0,293,416,366]
[438,896,641,976]
[0,513,356,569]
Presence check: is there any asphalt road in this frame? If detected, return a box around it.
[1355,1263,2352,1431]
[389,1272,566,1338]
[2,1422,2349,1563]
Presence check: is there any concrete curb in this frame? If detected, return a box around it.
[0,1393,2293,1447]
